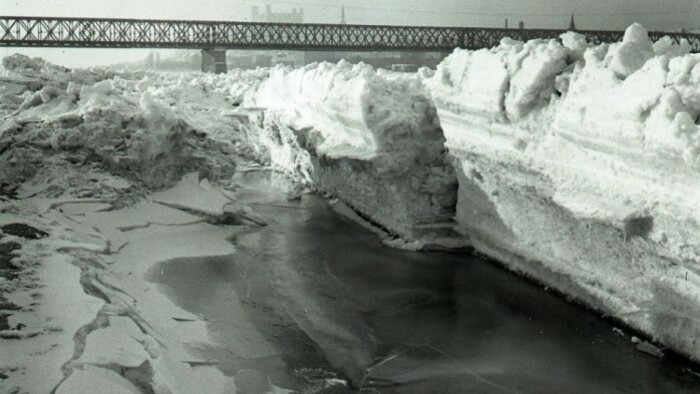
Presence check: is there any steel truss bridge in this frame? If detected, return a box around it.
[2,16,699,52]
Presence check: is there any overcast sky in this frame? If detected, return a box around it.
[2,0,699,67]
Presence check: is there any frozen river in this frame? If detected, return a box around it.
[147,170,700,393]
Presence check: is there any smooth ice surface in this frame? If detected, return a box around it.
[56,365,141,394]
[75,317,150,368]
[151,172,232,216]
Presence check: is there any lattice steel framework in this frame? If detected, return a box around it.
[1,16,699,52]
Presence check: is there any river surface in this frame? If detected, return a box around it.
[147,169,700,393]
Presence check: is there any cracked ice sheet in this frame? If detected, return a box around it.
[0,254,104,394]
[57,202,113,216]
[81,202,202,231]
[151,172,232,217]
[105,223,241,393]
[75,202,202,254]
[66,220,243,393]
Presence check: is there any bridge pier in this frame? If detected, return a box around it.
[201,49,227,74]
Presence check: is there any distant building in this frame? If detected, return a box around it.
[340,6,347,25]
[569,13,577,31]
[251,5,303,23]
[242,5,304,68]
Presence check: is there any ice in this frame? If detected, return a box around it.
[151,172,232,217]
[83,202,202,231]
[239,61,457,238]
[505,39,569,119]
[245,60,442,159]
[0,254,104,393]
[433,47,510,119]
[0,59,256,393]
[560,31,589,61]
[2,53,67,77]
[73,317,149,368]
[56,365,141,394]
[605,24,655,79]
[653,36,692,57]
[430,23,700,362]
[57,202,113,216]
[433,23,699,168]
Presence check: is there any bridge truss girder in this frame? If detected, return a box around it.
[2,16,700,53]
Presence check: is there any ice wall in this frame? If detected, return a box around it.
[430,24,700,361]
[240,61,458,240]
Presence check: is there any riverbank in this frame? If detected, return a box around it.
[0,166,259,392]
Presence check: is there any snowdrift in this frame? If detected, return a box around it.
[430,23,700,361]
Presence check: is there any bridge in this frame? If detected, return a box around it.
[2,16,700,73]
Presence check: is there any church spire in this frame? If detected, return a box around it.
[569,12,576,31]
[340,5,347,24]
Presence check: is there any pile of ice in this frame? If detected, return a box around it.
[238,61,457,239]
[431,23,700,169]
[1,53,69,77]
[245,60,443,160]
[0,60,269,196]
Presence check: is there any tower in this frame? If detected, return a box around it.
[340,6,347,24]
[569,12,576,31]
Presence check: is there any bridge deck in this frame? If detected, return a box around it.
[1,16,699,52]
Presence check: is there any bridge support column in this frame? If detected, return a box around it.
[201,48,227,74]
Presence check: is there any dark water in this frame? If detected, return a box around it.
[148,170,700,393]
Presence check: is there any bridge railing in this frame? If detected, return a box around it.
[2,16,700,52]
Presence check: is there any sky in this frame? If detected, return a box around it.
[2,0,700,67]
